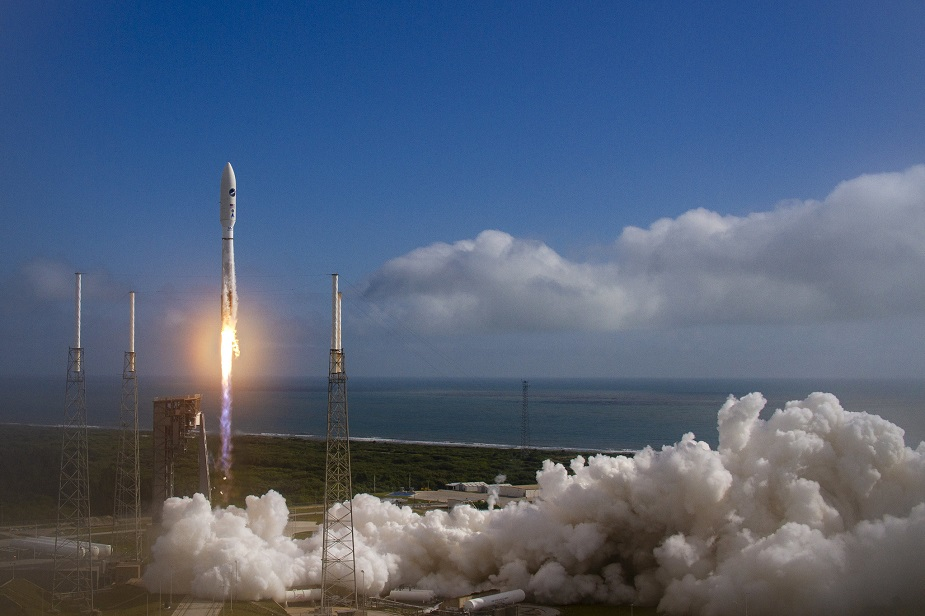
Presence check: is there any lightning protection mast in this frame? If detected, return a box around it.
[113,291,141,563]
[54,273,93,611]
[521,380,530,454]
[321,273,358,612]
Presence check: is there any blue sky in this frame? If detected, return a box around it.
[3,1,925,380]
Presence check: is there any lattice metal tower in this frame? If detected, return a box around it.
[521,380,530,452]
[54,273,93,611]
[113,291,141,563]
[321,273,358,611]
[151,394,210,515]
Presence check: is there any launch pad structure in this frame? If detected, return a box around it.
[112,291,141,564]
[521,380,530,452]
[53,272,94,612]
[321,273,359,612]
[151,394,211,515]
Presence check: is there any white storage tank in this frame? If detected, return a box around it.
[10,537,111,558]
[463,589,526,612]
[284,588,322,603]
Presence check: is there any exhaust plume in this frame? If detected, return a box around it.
[144,391,925,614]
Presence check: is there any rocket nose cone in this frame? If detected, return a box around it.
[220,162,237,229]
[223,162,236,185]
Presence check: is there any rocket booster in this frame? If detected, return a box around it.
[220,163,237,323]
[218,162,238,479]
[220,162,236,239]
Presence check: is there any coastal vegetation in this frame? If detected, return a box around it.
[0,424,642,615]
[0,424,606,525]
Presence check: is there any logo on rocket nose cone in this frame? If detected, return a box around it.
[229,188,235,197]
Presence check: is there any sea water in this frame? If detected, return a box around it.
[2,375,924,451]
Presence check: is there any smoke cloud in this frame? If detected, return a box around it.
[144,392,925,614]
[361,165,925,333]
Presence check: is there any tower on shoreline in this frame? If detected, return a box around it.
[320,273,358,611]
[521,380,530,453]
[54,273,93,611]
[113,291,141,563]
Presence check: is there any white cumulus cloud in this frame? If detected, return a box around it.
[361,166,925,332]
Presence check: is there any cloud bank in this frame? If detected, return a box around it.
[0,258,134,374]
[145,392,925,614]
[361,166,925,332]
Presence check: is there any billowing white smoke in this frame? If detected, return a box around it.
[144,392,925,614]
[486,474,508,510]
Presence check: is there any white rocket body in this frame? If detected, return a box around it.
[220,162,236,238]
[220,163,237,323]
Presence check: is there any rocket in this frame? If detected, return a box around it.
[220,163,237,322]
[220,162,236,239]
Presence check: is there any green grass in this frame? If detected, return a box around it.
[0,577,49,615]
[0,424,631,614]
[0,424,616,524]
[0,578,288,615]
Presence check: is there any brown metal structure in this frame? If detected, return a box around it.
[151,395,211,516]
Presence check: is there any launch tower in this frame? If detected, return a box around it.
[321,274,358,611]
[113,291,141,563]
[521,380,530,452]
[53,273,94,611]
[151,394,211,515]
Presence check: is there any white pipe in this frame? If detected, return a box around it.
[129,291,135,353]
[128,291,136,372]
[92,542,112,558]
[284,588,322,603]
[336,291,343,351]
[74,272,82,349]
[331,274,339,351]
[12,537,111,558]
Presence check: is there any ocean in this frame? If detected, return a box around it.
[2,376,924,451]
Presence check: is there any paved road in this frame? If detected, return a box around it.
[284,520,318,537]
[173,597,224,615]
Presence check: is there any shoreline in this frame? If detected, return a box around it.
[0,421,636,456]
[257,431,635,456]
[0,423,624,524]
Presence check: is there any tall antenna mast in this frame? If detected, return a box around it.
[521,380,530,453]
[54,272,93,611]
[113,291,141,563]
[321,274,357,611]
